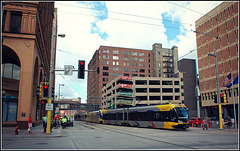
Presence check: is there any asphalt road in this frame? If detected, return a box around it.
[2,121,239,150]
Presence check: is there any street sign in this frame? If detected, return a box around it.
[120,92,132,96]
[64,65,73,75]
[45,103,53,110]
[117,100,132,104]
[119,84,132,88]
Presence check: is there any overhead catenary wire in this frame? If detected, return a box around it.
[56,2,193,26]
[57,10,192,32]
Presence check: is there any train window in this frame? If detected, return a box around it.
[132,112,139,121]
[147,112,154,121]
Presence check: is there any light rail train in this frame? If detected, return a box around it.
[74,103,189,130]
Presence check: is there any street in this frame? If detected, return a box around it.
[2,121,239,150]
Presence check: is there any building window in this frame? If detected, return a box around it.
[139,58,144,62]
[103,61,105,64]
[124,51,129,55]
[103,49,109,53]
[124,68,129,72]
[10,11,22,33]
[139,69,145,73]
[124,57,129,61]
[103,78,109,82]
[234,30,237,41]
[2,63,20,80]
[103,66,109,70]
[139,53,144,56]
[113,67,119,71]
[103,55,109,59]
[136,63,138,67]
[132,74,138,77]
[224,10,226,18]
[225,22,228,30]
[113,56,119,60]
[132,58,138,61]
[233,17,236,27]
[226,34,229,44]
[113,50,119,54]
[103,72,109,76]
[124,73,129,76]
[132,52,137,56]
[2,10,6,31]
[113,73,119,77]
[132,68,138,72]
[232,5,234,14]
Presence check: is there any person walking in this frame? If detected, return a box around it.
[54,114,61,128]
[42,115,47,133]
[28,115,32,133]
[227,116,232,131]
[202,117,208,130]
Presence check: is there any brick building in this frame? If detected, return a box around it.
[195,2,238,120]
[87,43,179,108]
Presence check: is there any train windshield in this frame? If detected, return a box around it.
[175,107,188,119]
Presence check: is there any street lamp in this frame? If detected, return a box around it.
[59,84,65,101]
[208,50,223,130]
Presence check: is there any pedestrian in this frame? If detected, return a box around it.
[42,115,47,133]
[54,114,60,128]
[28,115,32,133]
[202,117,208,130]
[227,116,232,131]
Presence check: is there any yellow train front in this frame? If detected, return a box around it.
[85,103,189,130]
[85,110,104,124]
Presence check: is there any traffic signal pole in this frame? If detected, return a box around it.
[209,50,223,130]
[46,20,56,134]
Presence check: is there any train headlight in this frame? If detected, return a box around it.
[178,120,183,123]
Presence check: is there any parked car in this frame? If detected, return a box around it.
[189,117,203,127]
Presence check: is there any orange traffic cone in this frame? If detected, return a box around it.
[192,123,194,127]
[201,124,203,128]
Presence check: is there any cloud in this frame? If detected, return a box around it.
[78,1,109,40]
[54,1,223,103]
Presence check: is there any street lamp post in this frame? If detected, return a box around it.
[46,19,65,133]
[58,84,64,112]
[208,50,223,130]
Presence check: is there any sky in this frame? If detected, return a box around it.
[54,1,223,103]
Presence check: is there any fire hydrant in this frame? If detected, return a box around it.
[14,126,19,135]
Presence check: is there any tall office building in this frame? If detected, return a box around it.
[195,2,238,120]
[87,43,179,108]
[152,43,178,78]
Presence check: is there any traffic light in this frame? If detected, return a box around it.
[51,86,55,98]
[214,94,217,103]
[41,100,47,105]
[78,60,85,79]
[43,84,49,97]
[224,94,228,103]
[220,94,224,103]
[36,85,41,97]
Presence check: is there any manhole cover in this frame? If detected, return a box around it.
[36,143,48,145]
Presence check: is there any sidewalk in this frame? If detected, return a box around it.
[2,124,63,138]
[188,126,239,134]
